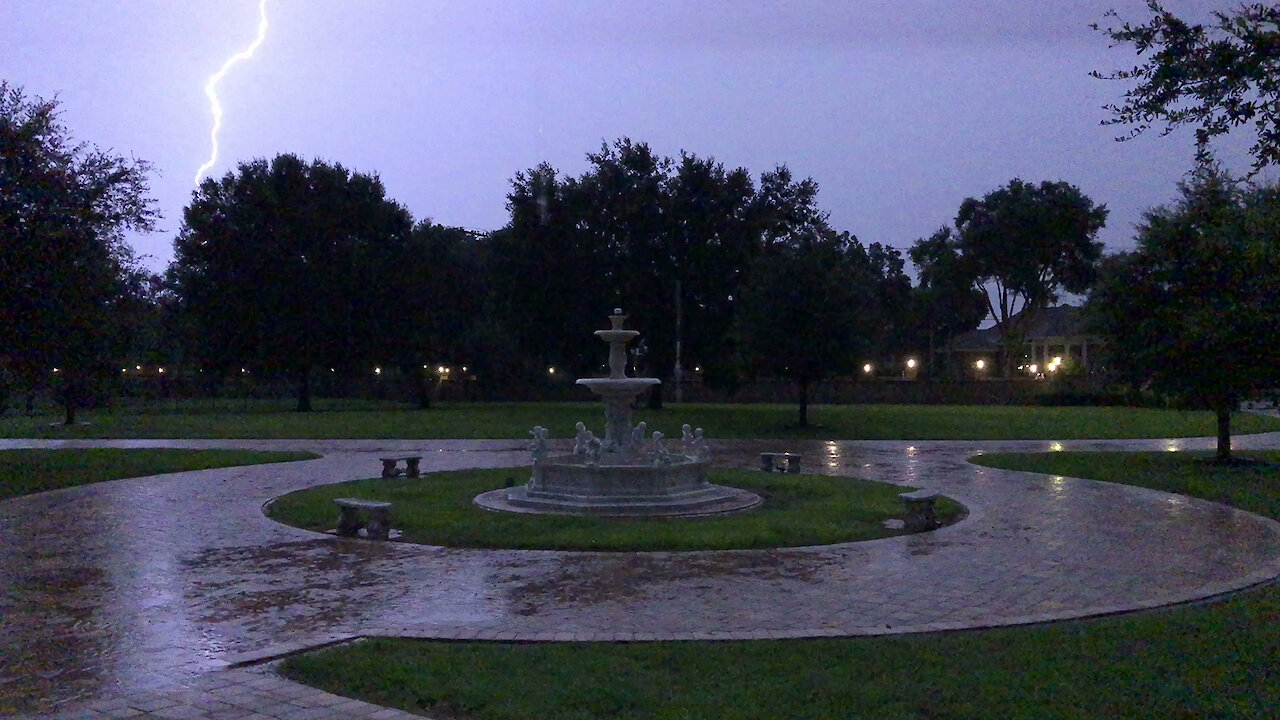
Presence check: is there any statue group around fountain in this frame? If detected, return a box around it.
[530,420,707,467]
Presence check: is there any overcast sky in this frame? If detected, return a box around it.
[3,1,1270,273]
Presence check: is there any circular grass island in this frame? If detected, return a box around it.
[265,467,965,551]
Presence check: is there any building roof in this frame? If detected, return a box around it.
[948,305,1096,353]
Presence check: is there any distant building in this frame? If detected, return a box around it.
[944,305,1103,376]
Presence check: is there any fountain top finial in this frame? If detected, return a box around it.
[609,309,627,331]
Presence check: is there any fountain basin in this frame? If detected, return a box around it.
[474,455,761,517]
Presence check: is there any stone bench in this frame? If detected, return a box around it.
[760,452,802,473]
[335,497,392,540]
[380,454,422,478]
[899,490,941,532]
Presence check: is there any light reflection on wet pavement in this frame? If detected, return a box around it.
[1,435,1279,716]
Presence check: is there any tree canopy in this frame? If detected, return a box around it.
[907,226,989,375]
[0,81,157,423]
[736,231,884,427]
[1088,165,1280,459]
[170,154,414,410]
[490,138,830,403]
[913,178,1107,375]
[1092,1,1280,172]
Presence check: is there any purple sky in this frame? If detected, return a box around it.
[3,1,1269,273]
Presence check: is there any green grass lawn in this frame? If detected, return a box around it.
[279,450,1280,719]
[0,448,319,500]
[971,450,1280,520]
[266,467,963,550]
[4,402,1278,440]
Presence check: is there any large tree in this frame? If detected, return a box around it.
[170,154,414,411]
[660,152,759,398]
[1092,2,1280,173]
[394,222,490,407]
[491,139,828,402]
[915,179,1107,375]
[0,82,158,423]
[907,227,989,376]
[735,231,880,427]
[488,162,611,379]
[1089,166,1280,460]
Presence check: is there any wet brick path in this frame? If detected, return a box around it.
[2,434,1279,718]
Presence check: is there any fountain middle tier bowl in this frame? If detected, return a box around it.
[576,377,661,397]
[474,454,762,517]
[593,328,640,343]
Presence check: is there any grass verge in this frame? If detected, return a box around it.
[279,450,1280,719]
[0,448,319,500]
[4,402,1278,440]
[266,467,963,550]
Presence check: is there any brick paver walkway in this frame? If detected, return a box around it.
[3,433,1279,719]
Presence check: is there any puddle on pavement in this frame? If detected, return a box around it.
[507,550,836,607]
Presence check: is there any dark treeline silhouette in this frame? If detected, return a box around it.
[160,139,932,420]
[4,128,1132,424]
[10,88,1276,427]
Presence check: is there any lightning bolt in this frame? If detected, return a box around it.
[194,0,270,184]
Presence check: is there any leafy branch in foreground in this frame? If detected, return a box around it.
[1092,2,1280,173]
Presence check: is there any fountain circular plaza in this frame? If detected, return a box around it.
[474,310,761,516]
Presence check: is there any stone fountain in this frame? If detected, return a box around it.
[474,309,760,517]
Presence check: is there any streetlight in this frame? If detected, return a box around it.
[906,358,916,369]
[863,363,873,374]
[975,359,985,370]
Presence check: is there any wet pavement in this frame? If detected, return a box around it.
[2,433,1280,719]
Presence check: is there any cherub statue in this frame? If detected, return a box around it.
[689,426,708,461]
[631,421,647,448]
[585,434,603,465]
[573,421,593,456]
[651,430,672,465]
[681,423,696,444]
[529,426,549,465]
